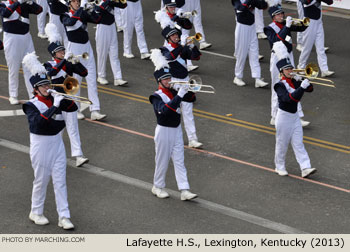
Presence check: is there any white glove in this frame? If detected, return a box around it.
[293,74,303,81]
[51,91,65,107]
[177,85,189,98]
[286,16,293,28]
[300,78,310,89]
[80,0,88,8]
[176,8,184,17]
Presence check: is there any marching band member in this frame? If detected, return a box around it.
[47,0,69,47]
[36,0,49,39]
[156,0,198,72]
[154,26,203,149]
[232,0,269,88]
[180,0,212,50]
[273,41,316,178]
[122,0,151,59]
[96,0,128,86]
[0,0,42,105]
[22,52,76,229]
[44,23,89,167]
[61,0,107,120]
[255,8,267,39]
[298,0,334,77]
[149,51,198,201]
[264,0,310,127]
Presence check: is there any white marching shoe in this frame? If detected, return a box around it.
[58,217,74,230]
[77,112,85,120]
[324,47,329,53]
[114,79,128,86]
[233,77,246,86]
[91,111,107,121]
[180,190,198,201]
[29,212,49,225]
[321,70,335,77]
[258,54,264,61]
[117,27,123,33]
[255,78,268,88]
[37,33,48,39]
[199,42,212,50]
[188,140,203,148]
[300,119,310,127]
[76,156,89,167]
[270,117,275,126]
[301,168,317,178]
[9,96,19,105]
[97,77,109,85]
[152,186,169,199]
[257,32,267,39]
[275,169,288,176]
[187,65,199,72]
[141,53,151,60]
[123,53,135,59]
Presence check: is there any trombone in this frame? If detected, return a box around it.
[291,17,310,26]
[50,76,93,104]
[67,52,89,63]
[292,63,335,88]
[169,75,215,94]
[187,33,202,43]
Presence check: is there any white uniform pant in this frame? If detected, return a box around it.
[274,109,311,171]
[254,8,264,34]
[36,0,49,35]
[66,41,101,112]
[270,52,304,119]
[96,23,123,80]
[182,0,207,42]
[153,125,190,190]
[62,111,83,157]
[122,1,149,55]
[49,14,69,47]
[30,132,70,218]
[114,8,125,29]
[181,101,198,142]
[296,0,304,46]
[3,32,34,98]
[234,22,261,79]
[298,18,329,72]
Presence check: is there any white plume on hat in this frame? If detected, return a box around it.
[273,41,289,60]
[155,10,174,29]
[150,49,169,70]
[22,52,46,76]
[267,0,281,7]
[45,23,62,43]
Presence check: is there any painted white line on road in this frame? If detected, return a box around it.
[0,109,25,117]
[200,50,235,60]
[0,138,306,234]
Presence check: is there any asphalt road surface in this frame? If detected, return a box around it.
[0,1,349,234]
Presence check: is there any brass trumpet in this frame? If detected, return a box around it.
[187,33,202,42]
[291,17,310,26]
[292,63,335,88]
[169,75,215,94]
[67,52,89,63]
[51,76,93,104]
